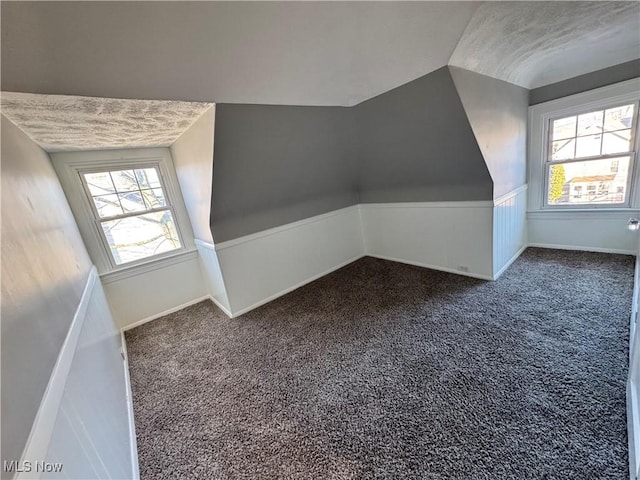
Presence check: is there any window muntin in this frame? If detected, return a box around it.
[545,102,637,207]
[80,166,182,266]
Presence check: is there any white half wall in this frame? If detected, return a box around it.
[493,185,528,278]
[360,201,494,280]
[528,210,639,255]
[17,268,138,479]
[215,205,364,316]
[209,197,533,319]
[102,251,207,329]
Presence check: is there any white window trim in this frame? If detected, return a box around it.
[528,77,640,213]
[52,148,196,278]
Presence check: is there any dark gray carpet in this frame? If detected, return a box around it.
[125,248,634,479]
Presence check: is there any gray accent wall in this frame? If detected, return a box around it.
[529,59,640,105]
[210,67,510,241]
[211,104,358,242]
[449,66,529,198]
[1,115,93,474]
[355,66,493,203]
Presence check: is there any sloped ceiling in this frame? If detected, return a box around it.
[2,2,638,107]
[0,1,479,107]
[1,93,213,152]
[1,2,637,151]
[450,1,640,89]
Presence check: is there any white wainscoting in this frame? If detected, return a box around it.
[493,185,528,279]
[528,210,640,255]
[215,205,364,316]
[102,251,207,330]
[360,201,495,280]
[17,268,138,480]
[195,239,232,317]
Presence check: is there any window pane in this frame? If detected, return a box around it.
[101,210,181,264]
[551,138,575,160]
[552,116,576,141]
[547,156,629,205]
[577,111,603,136]
[141,188,167,209]
[119,191,146,213]
[135,168,161,189]
[93,194,123,218]
[604,104,635,132]
[575,134,602,158]
[602,130,631,154]
[84,172,116,196]
[110,170,139,192]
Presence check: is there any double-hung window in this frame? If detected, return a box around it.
[529,79,640,211]
[545,102,638,207]
[53,148,194,277]
[80,166,182,266]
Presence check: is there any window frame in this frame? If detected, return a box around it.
[542,101,638,209]
[528,78,640,213]
[52,148,196,278]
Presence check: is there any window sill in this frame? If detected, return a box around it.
[527,208,640,221]
[99,249,199,284]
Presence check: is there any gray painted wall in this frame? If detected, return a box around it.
[1,116,93,473]
[211,104,358,242]
[529,59,640,105]
[210,67,509,241]
[355,66,493,203]
[449,66,529,198]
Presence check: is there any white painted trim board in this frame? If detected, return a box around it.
[121,295,221,331]
[120,331,140,480]
[493,184,527,206]
[214,205,361,250]
[16,267,98,478]
[493,244,528,280]
[528,242,636,256]
[367,253,493,281]
[230,254,366,318]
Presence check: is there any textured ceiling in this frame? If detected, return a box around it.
[450,1,640,89]
[1,92,213,152]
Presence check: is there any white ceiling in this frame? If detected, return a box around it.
[450,1,640,89]
[1,93,213,152]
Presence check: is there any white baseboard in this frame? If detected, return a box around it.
[366,253,493,281]
[208,295,233,318]
[493,244,527,280]
[120,332,140,480]
[217,205,365,316]
[528,242,636,256]
[121,295,214,331]
[230,254,365,317]
[360,201,495,278]
[17,267,97,478]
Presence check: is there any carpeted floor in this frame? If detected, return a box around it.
[125,248,634,479]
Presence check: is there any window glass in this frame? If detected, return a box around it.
[547,156,630,206]
[82,166,182,265]
[546,103,636,207]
